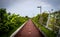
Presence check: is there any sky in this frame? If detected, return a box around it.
[0,0,60,17]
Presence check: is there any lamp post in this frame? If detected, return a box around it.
[37,6,42,25]
[37,6,42,14]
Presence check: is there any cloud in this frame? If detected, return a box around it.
[42,0,60,9]
[0,0,60,17]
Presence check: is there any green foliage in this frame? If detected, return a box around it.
[33,10,60,33]
[49,10,60,32]
[32,18,57,37]
[32,12,57,37]
[51,10,60,26]
[0,8,9,33]
[41,13,48,25]
[32,12,48,25]
[0,8,28,37]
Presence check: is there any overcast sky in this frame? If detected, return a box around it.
[0,0,60,17]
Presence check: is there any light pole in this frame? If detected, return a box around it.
[37,6,42,14]
[37,6,42,25]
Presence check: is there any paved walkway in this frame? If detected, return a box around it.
[14,19,44,37]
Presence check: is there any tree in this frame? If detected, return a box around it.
[41,12,48,25]
[0,8,9,33]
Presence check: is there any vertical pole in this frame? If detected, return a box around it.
[46,11,50,28]
[46,9,53,28]
[40,6,42,14]
[37,6,42,25]
[37,6,42,14]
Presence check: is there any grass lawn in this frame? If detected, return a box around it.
[32,20,57,37]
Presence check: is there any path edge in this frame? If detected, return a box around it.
[32,20,47,37]
[10,21,28,37]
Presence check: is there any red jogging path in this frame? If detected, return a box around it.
[14,19,44,37]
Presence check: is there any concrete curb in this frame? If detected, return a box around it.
[10,21,28,37]
[33,21,47,37]
[38,27,47,37]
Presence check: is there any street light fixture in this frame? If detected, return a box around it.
[37,6,42,14]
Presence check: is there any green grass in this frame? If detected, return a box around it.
[32,20,57,37]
